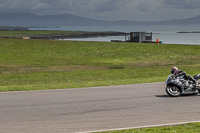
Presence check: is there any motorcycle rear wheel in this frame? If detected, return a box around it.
[166,85,181,97]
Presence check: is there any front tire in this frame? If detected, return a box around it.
[166,85,181,97]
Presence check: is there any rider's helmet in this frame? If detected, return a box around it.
[171,67,178,74]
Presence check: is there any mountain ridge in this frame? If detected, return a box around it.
[0,12,200,26]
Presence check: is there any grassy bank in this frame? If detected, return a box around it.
[96,123,200,133]
[0,30,125,39]
[0,30,86,38]
[0,38,200,91]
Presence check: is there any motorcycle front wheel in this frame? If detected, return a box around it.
[166,85,181,97]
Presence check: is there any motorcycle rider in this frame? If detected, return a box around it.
[171,67,197,87]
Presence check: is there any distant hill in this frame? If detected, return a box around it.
[0,26,28,30]
[113,15,200,25]
[0,12,200,26]
[0,12,111,26]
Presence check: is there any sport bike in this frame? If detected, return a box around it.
[166,74,200,97]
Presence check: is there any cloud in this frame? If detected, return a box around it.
[0,0,161,14]
[162,0,200,9]
[0,0,200,21]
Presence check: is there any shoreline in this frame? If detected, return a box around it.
[0,28,128,40]
[30,31,128,40]
[177,31,200,33]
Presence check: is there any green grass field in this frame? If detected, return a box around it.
[97,123,200,133]
[0,38,200,91]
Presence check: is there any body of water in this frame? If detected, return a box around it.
[30,25,200,45]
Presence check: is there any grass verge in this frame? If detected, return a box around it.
[96,123,200,133]
[0,38,200,91]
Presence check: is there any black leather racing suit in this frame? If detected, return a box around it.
[174,70,197,85]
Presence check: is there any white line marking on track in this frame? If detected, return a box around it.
[76,121,200,133]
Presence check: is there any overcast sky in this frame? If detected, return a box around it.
[0,0,200,21]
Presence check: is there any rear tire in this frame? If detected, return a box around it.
[166,85,181,97]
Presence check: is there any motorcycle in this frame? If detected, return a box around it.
[166,74,200,97]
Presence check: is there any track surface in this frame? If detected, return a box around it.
[1,82,200,133]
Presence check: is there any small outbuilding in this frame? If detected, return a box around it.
[125,32,153,43]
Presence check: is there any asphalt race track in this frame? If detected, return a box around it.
[1,82,200,133]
